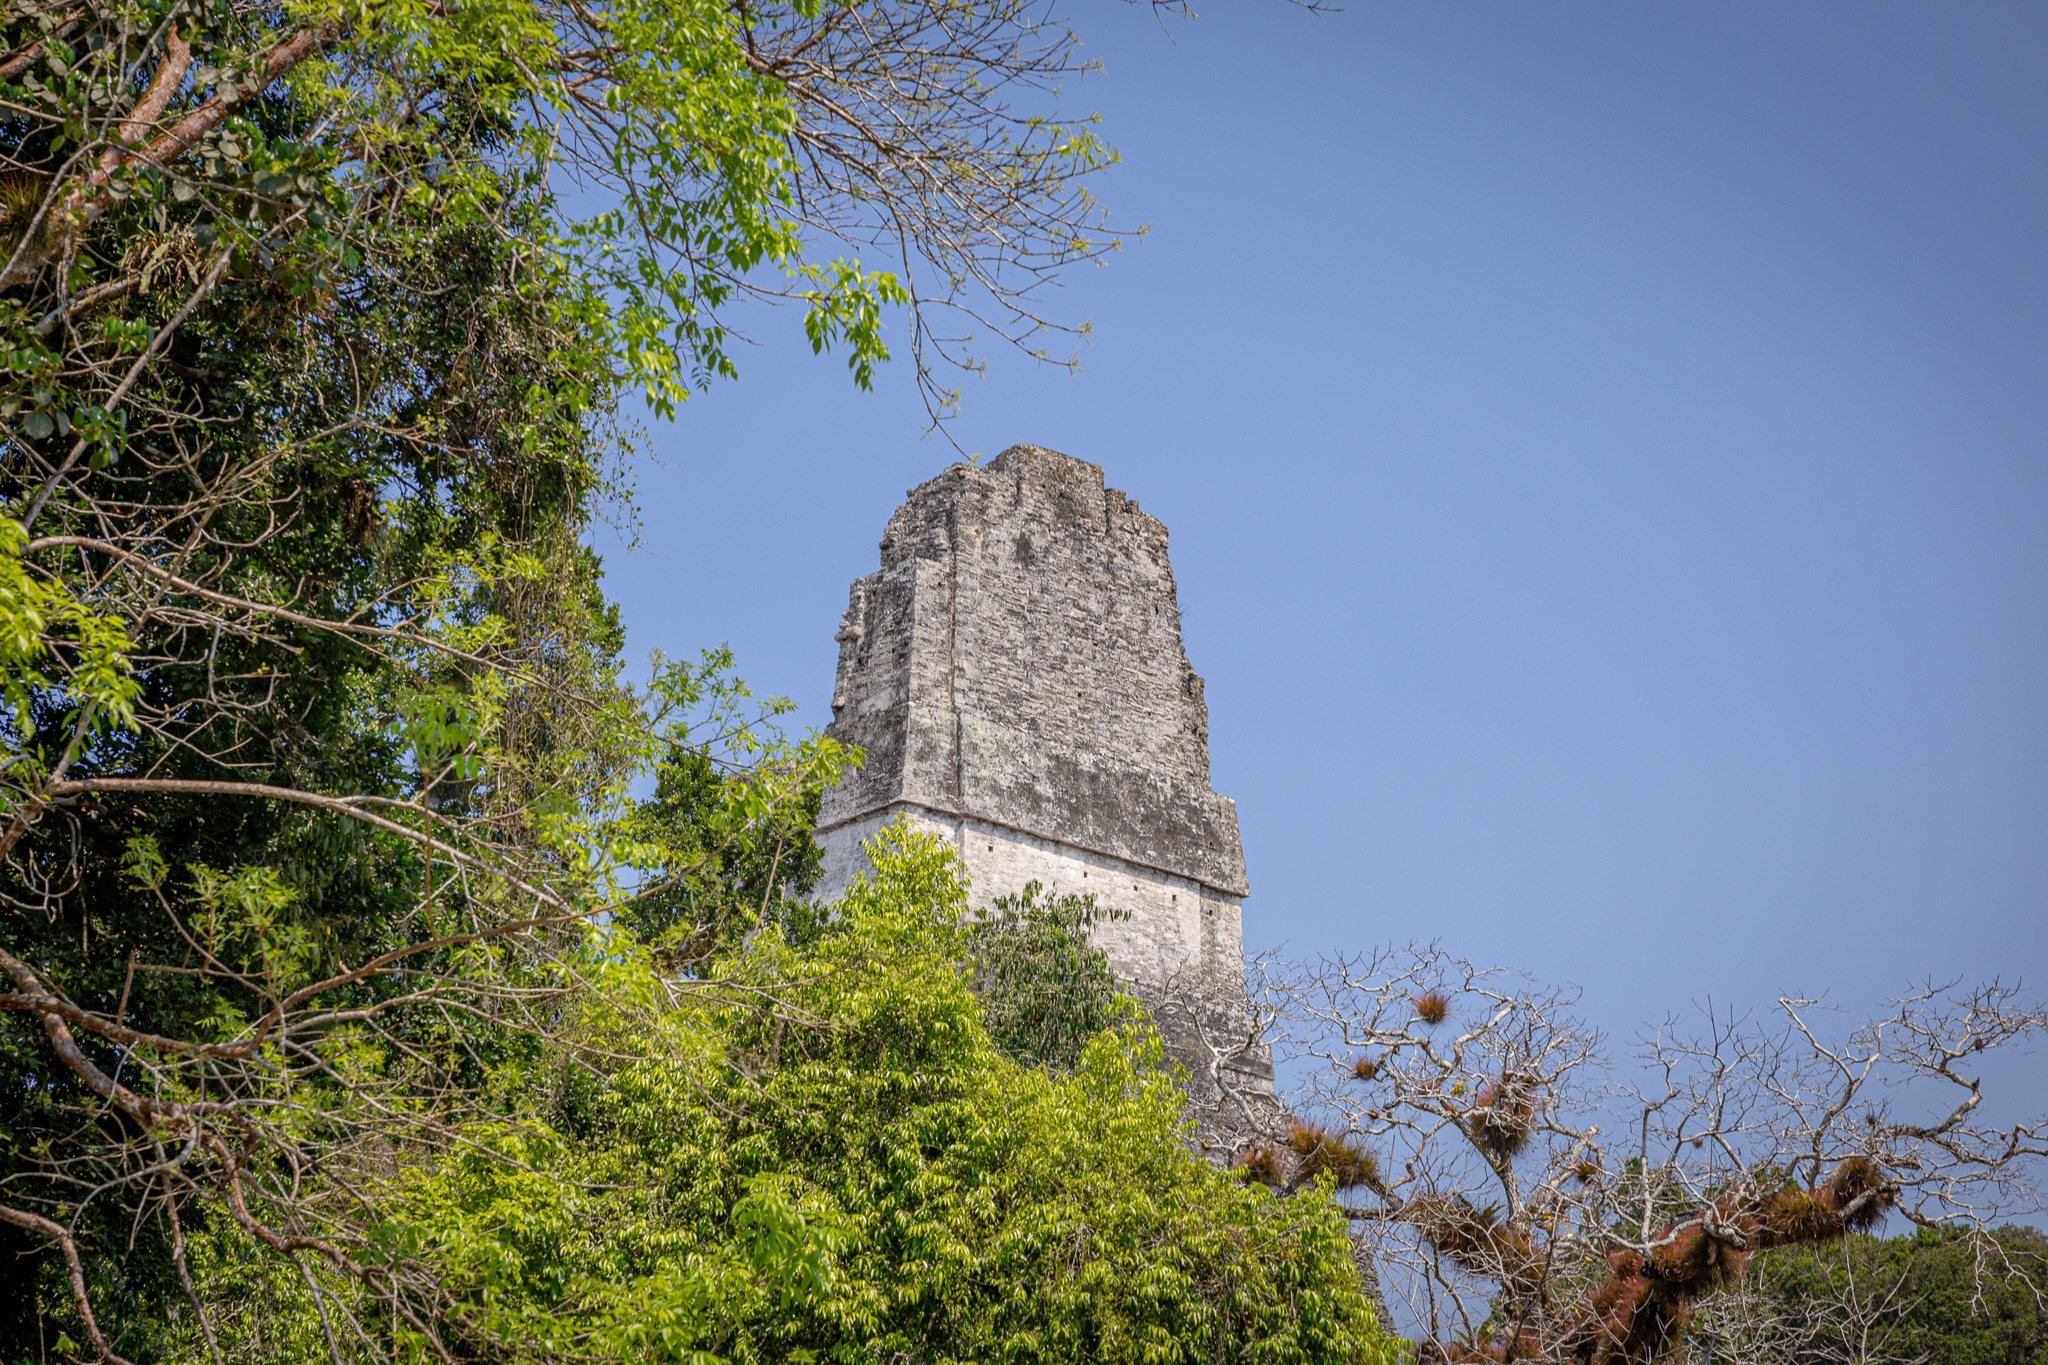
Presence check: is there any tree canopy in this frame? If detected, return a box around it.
[26,823,1404,1364]
[966,878,1130,1071]
[0,0,1411,1356]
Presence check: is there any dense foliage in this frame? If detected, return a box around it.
[0,161,663,1356]
[0,0,1169,1356]
[158,828,1402,1365]
[1727,1225,2048,1365]
[967,878,1130,1070]
[620,740,829,966]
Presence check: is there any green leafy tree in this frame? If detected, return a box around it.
[620,720,829,967]
[0,0,1137,451]
[173,826,1405,1365]
[968,878,1131,1071]
[0,0,1333,1355]
[0,176,675,1361]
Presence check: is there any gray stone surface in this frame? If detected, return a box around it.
[813,444,1271,1103]
[819,444,1246,894]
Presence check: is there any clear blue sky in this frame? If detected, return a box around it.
[599,3,2047,1087]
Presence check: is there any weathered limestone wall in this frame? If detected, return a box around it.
[817,443,1249,905]
[814,444,1269,1101]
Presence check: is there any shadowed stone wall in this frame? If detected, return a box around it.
[813,444,1270,1103]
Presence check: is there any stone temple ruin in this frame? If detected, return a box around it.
[813,443,1271,1111]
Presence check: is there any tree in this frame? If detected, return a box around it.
[0,168,679,1360]
[0,0,1145,446]
[966,878,1130,1071]
[161,826,1405,1365]
[619,724,831,968]
[1163,943,2047,1364]
[0,0,1177,1354]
